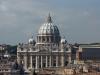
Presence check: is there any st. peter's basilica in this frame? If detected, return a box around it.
[17,14,71,71]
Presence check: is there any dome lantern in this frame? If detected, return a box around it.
[46,13,52,23]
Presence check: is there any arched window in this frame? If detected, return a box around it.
[42,36,45,42]
[47,36,49,42]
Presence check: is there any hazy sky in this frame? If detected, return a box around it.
[0,0,100,45]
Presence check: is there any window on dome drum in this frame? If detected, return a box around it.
[47,36,49,42]
[42,37,45,42]
[51,36,54,42]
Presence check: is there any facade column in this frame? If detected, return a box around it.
[37,36,38,42]
[46,56,48,67]
[68,54,71,63]
[41,36,42,43]
[56,56,58,67]
[41,56,43,68]
[30,55,33,68]
[49,36,50,42]
[36,56,39,69]
[17,54,20,64]
[49,56,52,67]
[24,55,27,70]
[61,55,64,67]
[37,36,38,43]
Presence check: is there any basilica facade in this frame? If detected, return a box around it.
[17,14,71,71]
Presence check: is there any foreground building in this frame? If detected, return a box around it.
[17,14,71,71]
[0,54,25,75]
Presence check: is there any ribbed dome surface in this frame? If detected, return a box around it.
[38,14,60,36]
[38,23,60,35]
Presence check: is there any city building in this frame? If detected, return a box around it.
[0,44,8,59]
[0,44,17,62]
[76,44,100,63]
[0,55,25,75]
[17,14,72,71]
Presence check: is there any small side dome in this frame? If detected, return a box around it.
[29,38,34,43]
[61,38,67,44]
[28,36,36,45]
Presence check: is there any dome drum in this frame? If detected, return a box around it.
[37,35,60,44]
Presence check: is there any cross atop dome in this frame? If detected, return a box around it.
[47,13,52,23]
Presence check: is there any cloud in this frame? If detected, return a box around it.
[0,0,100,44]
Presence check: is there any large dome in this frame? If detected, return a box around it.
[38,14,60,36]
[37,14,61,45]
